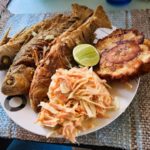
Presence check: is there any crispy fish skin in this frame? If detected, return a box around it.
[1,14,68,95]
[1,4,93,96]
[29,5,112,112]
[96,29,150,80]
[0,13,67,70]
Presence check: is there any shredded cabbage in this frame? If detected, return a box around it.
[37,67,115,143]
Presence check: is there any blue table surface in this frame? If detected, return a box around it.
[8,0,150,14]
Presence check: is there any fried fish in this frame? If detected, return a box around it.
[0,12,70,70]
[95,29,150,80]
[29,5,112,112]
[1,4,93,96]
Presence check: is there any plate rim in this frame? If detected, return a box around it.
[0,26,141,138]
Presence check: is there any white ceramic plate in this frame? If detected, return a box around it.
[0,27,140,137]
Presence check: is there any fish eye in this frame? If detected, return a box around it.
[0,56,12,69]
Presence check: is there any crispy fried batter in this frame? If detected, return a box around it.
[96,29,150,80]
[139,39,150,72]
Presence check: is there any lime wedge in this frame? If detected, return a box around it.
[73,44,100,67]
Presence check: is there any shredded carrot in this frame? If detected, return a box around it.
[37,67,115,143]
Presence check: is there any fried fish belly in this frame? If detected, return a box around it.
[1,4,93,96]
[95,28,150,80]
[0,12,69,70]
[29,5,112,112]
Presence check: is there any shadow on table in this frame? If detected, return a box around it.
[0,138,124,150]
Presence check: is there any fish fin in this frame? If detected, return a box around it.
[0,27,11,46]
[11,27,27,39]
[72,3,93,19]
[93,5,112,29]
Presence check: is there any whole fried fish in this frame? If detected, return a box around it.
[95,29,150,80]
[29,5,112,112]
[1,4,93,96]
[0,13,70,70]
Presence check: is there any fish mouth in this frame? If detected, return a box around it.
[1,75,28,96]
[0,55,12,70]
[1,76,17,96]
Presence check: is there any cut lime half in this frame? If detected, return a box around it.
[73,44,100,67]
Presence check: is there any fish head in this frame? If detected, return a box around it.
[1,65,34,96]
